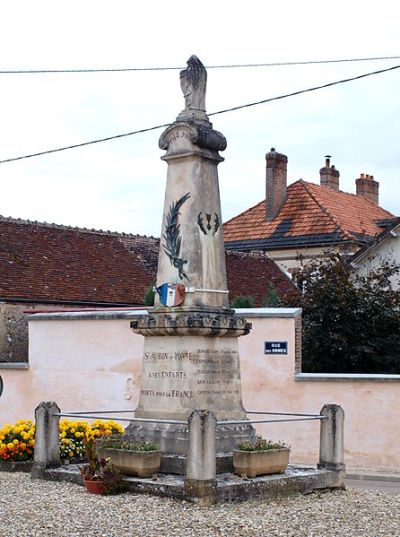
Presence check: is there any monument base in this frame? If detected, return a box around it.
[124,420,256,474]
[40,464,346,504]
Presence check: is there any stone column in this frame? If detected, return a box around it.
[155,120,228,310]
[186,410,216,480]
[184,410,217,505]
[318,404,345,471]
[31,401,60,477]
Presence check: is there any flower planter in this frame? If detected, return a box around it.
[233,447,290,478]
[97,447,161,478]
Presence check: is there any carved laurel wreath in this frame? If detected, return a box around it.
[163,192,190,280]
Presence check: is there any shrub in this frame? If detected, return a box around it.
[0,419,35,461]
[0,418,124,462]
[292,253,400,373]
[230,295,255,308]
[60,419,124,460]
[144,285,155,306]
[262,283,283,307]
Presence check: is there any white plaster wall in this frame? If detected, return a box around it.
[353,233,400,289]
[0,317,144,424]
[0,310,398,470]
[238,316,400,469]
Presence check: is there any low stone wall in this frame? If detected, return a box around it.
[0,308,398,470]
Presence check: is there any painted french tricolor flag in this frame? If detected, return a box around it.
[156,283,186,307]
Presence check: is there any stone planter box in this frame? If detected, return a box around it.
[233,448,290,478]
[97,447,161,478]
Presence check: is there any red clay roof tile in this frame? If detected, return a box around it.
[223,180,395,247]
[0,216,297,306]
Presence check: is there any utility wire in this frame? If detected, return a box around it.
[0,55,400,74]
[0,62,399,165]
[208,62,400,116]
[0,124,170,164]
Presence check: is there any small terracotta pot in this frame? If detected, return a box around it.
[84,477,113,495]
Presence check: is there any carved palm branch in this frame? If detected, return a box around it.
[163,192,190,279]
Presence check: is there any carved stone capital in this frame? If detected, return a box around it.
[159,122,227,153]
[130,312,251,337]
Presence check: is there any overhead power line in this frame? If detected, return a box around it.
[208,63,400,117]
[0,55,400,74]
[0,62,399,165]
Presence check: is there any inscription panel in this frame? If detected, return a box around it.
[136,336,245,419]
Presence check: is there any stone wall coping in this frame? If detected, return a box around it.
[234,308,302,318]
[27,308,301,321]
[27,309,149,321]
[295,373,400,382]
[0,362,29,370]
[27,309,148,322]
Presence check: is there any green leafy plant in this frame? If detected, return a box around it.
[230,295,255,308]
[79,436,120,484]
[144,285,155,306]
[238,437,288,452]
[98,435,159,452]
[262,283,283,307]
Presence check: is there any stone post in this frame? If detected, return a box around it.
[184,410,217,505]
[31,401,60,478]
[318,404,345,472]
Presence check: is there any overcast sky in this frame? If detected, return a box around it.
[1,1,399,237]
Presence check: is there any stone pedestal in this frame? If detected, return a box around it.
[128,312,254,456]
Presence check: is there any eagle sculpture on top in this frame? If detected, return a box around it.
[180,55,207,113]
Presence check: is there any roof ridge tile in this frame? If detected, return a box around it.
[0,214,156,240]
[299,181,351,240]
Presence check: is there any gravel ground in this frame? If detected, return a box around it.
[1,473,399,537]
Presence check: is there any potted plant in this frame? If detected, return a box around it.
[233,437,290,478]
[96,436,161,478]
[79,436,121,494]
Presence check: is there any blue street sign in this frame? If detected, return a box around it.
[264,342,288,355]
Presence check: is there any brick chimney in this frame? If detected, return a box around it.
[320,155,340,190]
[265,148,288,221]
[356,173,379,204]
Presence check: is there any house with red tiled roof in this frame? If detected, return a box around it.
[223,149,396,274]
[0,216,297,363]
[350,217,400,289]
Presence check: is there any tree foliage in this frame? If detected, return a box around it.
[230,295,255,308]
[291,254,400,374]
[144,285,155,306]
[262,283,283,307]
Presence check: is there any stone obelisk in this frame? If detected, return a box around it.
[129,56,254,461]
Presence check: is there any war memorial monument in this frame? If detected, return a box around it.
[31,56,345,504]
[129,55,256,463]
